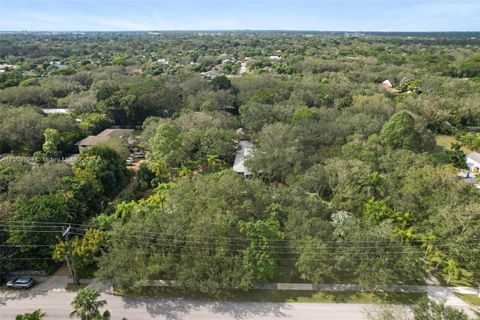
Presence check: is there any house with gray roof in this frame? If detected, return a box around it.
[233,140,254,177]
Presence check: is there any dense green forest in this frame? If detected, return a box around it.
[0,32,479,294]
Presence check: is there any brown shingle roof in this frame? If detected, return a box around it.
[75,129,134,146]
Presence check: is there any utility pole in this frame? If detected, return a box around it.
[62,224,80,285]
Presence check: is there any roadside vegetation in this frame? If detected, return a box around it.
[116,286,426,304]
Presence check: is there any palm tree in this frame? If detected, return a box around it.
[445,259,459,284]
[15,309,46,320]
[70,288,110,320]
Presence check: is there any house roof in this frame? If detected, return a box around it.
[75,128,134,146]
[75,135,109,147]
[41,108,70,114]
[233,140,254,175]
[380,80,400,93]
[201,69,222,79]
[382,80,393,88]
[96,128,134,138]
[467,152,480,165]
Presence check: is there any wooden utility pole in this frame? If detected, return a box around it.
[62,225,80,285]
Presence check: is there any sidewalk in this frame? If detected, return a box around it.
[253,282,478,317]
[254,282,479,295]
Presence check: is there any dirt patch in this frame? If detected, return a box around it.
[129,159,147,172]
[53,264,70,276]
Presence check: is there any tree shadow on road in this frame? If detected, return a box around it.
[0,287,49,307]
[122,297,200,320]
[121,295,291,320]
[209,300,291,319]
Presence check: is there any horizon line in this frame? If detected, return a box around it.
[1,29,480,33]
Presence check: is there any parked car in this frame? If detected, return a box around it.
[126,158,134,165]
[132,151,144,158]
[7,276,34,289]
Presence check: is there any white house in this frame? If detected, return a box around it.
[466,152,480,174]
[41,108,70,114]
[233,140,254,177]
[380,79,400,93]
[157,58,170,65]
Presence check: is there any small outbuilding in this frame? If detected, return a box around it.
[380,79,400,93]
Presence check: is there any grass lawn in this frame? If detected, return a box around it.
[435,134,472,153]
[223,290,425,304]
[432,267,476,287]
[117,286,426,305]
[432,134,474,166]
[456,294,480,306]
[436,135,457,150]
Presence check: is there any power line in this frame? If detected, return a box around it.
[0,244,54,247]
[2,226,477,255]
[4,221,479,244]
[3,223,468,250]
[1,235,438,262]
[0,257,55,261]
[0,241,426,257]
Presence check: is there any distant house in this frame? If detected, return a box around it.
[380,80,400,93]
[41,108,70,114]
[233,140,254,177]
[75,128,134,153]
[157,58,170,65]
[201,68,222,79]
[0,64,16,70]
[466,152,480,174]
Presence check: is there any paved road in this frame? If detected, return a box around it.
[0,290,370,320]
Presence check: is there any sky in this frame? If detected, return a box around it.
[1,0,480,32]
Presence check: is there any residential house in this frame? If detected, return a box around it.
[201,68,222,79]
[75,128,134,153]
[233,140,254,177]
[466,152,480,174]
[41,108,70,114]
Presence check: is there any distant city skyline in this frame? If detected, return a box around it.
[1,0,480,32]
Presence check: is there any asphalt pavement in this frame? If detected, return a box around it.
[0,289,370,320]
[1,276,477,320]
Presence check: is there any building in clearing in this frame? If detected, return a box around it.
[466,152,480,174]
[75,128,134,153]
[380,79,400,93]
[233,140,254,177]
